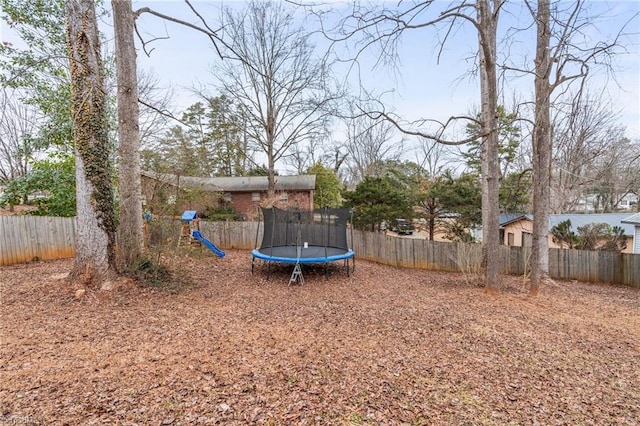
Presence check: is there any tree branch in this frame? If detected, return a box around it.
[134,6,226,59]
[362,107,483,146]
[137,97,186,127]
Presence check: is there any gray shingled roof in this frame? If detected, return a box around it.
[499,213,531,227]
[622,213,640,225]
[499,213,635,235]
[142,171,316,192]
[549,213,635,235]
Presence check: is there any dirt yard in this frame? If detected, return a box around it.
[1,250,639,425]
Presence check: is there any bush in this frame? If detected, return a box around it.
[451,242,483,286]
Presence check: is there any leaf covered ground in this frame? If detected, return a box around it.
[1,249,639,425]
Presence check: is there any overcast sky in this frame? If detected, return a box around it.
[1,0,638,145]
[122,1,640,140]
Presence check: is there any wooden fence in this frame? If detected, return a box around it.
[1,216,638,288]
[0,215,76,266]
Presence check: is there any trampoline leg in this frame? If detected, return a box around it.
[346,258,350,277]
[289,263,304,286]
[251,256,255,275]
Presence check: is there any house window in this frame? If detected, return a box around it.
[224,193,232,202]
[279,192,288,202]
[251,192,260,202]
[507,232,515,246]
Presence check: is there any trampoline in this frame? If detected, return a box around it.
[251,206,355,281]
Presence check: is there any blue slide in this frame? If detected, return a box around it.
[192,231,225,258]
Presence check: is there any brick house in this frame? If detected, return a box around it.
[141,171,316,220]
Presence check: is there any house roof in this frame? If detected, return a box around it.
[500,213,635,235]
[549,213,635,235]
[142,171,316,192]
[622,213,640,225]
[499,213,531,227]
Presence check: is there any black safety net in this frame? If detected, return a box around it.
[258,206,351,251]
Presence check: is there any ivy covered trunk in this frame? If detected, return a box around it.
[66,0,117,287]
[113,0,144,270]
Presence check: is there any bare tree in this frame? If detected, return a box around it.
[66,0,117,287]
[530,0,552,296]
[112,0,144,270]
[314,0,504,290]
[342,107,405,185]
[285,137,326,175]
[551,92,627,212]
[285,135,348,179]
[519,0,635,295]
[213,1,340,199]
[589,137,640,212]
[111,0,231,271]
[414,138,457,180]
[0,91,39,183]
[310,0,504,291]
[476,0,502,292]
[137,69,174,150]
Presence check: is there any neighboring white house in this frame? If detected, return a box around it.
[618,194,639,211]
[576,193,638,212]
[622,213,640,254]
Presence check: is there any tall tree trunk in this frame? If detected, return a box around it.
[429,212,435,241]
[112,0,143,270]
[267,154,276,202]
[66,0,117,287]
[530,0,552,296]
[477,0,501,291]
[266,88,277,201]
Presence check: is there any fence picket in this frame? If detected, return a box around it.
[1,216,638,287]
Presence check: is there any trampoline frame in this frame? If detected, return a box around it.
[251,206,356,279]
